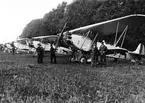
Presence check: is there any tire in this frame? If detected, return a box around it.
[69,57,74,62]
[80,57,87,64]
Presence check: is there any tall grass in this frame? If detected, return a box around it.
[0,63,145,103]
[0,52,145,102]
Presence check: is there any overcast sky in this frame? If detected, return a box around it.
[0,0,72,43]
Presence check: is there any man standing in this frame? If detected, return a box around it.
[11,42,15,55]
[36,44,44,63]
[50,43,56,63]
[99,41,108,66]
[91,43,100,67]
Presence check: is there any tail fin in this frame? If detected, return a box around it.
[133,43,145,55]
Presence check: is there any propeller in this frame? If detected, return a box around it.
[55,22,67,49]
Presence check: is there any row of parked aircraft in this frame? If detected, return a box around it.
[3,14,145,64]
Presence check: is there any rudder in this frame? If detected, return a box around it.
[133,43,145,55]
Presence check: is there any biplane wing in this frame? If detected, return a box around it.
[69,14,145,36]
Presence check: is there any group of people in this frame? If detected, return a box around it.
[36,41,108,66]
[91,41,108,67]
[36,43,56,64]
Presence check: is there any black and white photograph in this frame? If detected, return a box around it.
[0,0,145,102]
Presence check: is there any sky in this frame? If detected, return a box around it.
[0,0,73,44]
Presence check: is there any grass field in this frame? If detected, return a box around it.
[0,51,145,103]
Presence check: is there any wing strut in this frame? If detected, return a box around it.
[114,22,120,45]
[91,33,99,47]
[114,25,128,47]
[80,31,91,49]
[121,26,128,47]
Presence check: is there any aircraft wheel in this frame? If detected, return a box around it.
[80,57,87,64]
[69,57,74,62]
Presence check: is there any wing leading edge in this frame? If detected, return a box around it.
[69,14,145,36]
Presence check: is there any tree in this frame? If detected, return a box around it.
[20,0,145,49]
[42,2,68,35]
[20,19,48,38]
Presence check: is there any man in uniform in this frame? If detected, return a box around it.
[36,44,44,63]
[91,43,100,67]
[50,43,57,63]
[11,42,15,55]
[99,41,108,66]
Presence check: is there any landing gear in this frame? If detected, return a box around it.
[70,57,75,62]
[70,49,88,64]
[79,57,87,64]
[70,56,87,64]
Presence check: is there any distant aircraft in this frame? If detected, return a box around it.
[57,14,145,63]
[3,43,13,53]
[32,35,58,52]
[14,38,36,54]
[32,35,72,56]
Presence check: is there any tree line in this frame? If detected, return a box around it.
[20,0,145,50]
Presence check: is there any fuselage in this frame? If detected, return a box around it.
[71,34,92,51]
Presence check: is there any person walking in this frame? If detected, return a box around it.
[36,44,44,63]
[99,41,108,66]
[91,43,100,67]
[50,43,57,64]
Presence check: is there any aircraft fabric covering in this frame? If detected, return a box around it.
[70,14,145,36]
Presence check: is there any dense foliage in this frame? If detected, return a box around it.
[20,0,145,49]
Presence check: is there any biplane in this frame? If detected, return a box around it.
[14,38,36,53]
[58,14,145,63]
[24,14,145,63]
[32,35,72,56]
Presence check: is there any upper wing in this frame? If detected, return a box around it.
[32,35,58,44]
[32,35,58,39]
[69,14,145,36]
